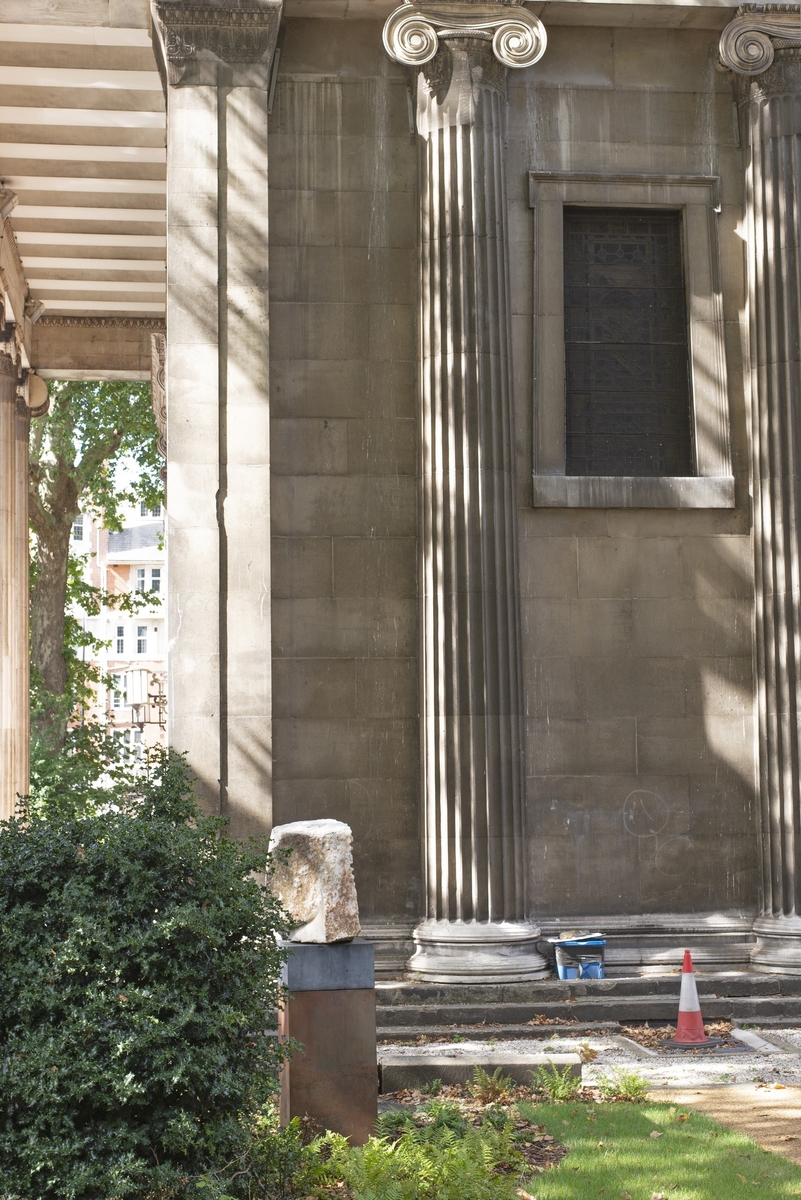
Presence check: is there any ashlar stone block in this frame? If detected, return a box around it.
[269,818,360,943]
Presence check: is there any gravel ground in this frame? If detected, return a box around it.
[378,1030,801,1088]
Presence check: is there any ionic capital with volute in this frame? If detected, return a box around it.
[382,0,546,70]
[719,4,801,76]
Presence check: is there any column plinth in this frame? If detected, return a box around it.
[721,12,801,972]
[384,10,547,982]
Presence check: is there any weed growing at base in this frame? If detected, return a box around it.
[532,1063,582,1102]
[469,1065,514,1104]
[596,1067,649,1102]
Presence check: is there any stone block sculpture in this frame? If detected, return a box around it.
[268,818,360,943]
[269,818,376,1143]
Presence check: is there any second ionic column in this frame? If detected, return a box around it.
[384,2,549,981]
[720,9,801,971]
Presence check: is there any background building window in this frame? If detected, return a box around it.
[111,673,126,708]
[135,568,146,592]
[150,567,161,593]
[140,502,162,517]
[564,207,693,477]
[116,625,125,654]
[137,625,147,654]
[72,514,84,541]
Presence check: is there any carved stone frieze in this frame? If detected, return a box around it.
[36,315,166,330]
[383,0,546,69]
[720,5,801,75]
[151,0,283,87]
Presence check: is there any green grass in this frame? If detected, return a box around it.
[520,1100,801,1200]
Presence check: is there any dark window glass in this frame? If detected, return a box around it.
[564,207,694,477]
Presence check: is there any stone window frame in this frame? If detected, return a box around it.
[529,172,734,508]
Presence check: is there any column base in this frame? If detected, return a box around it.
[751,916,801,974]
[406,919,549,983]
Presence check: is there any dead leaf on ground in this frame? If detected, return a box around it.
[649,1130,663,1139]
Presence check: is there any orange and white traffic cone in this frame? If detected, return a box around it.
[669,950,711,1045]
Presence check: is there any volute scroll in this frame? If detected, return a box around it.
[719,7,801,74]
[383,0,547,69]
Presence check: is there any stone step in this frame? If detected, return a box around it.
[378,1023,618,1043]
[376,994,801,1031]
[375,973,801,1007]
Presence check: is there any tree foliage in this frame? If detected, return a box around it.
[0,752,291,1200]
[28,379,164,792]
[29,378,163,693]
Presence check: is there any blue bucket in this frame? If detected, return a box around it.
[553,937,606,980]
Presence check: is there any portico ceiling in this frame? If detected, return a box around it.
[0,19,165,323]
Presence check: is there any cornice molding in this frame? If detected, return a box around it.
[720,5,801,76]
[383,0,546,69]
[37,316,166,330]
[150,0,282,87]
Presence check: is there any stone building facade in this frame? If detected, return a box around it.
[2,0,801,980]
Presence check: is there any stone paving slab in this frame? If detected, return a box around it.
[648,1085,801,1165]
[379,1028,801,1087]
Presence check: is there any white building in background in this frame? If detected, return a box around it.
[71,500,166,757]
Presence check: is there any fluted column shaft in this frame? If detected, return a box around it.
[409,38,546,981]
[742,52,801,970]
[0,354,29,818]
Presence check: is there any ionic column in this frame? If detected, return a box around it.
[151,0,281,837]
[0,352,29,819]
[384,1,549,981]
[720,11,801,971]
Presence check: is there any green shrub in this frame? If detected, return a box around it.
[0,751,291,1200]
[531,1062,582,1102]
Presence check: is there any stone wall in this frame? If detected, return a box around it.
[269,19,757,967]
[269,21,421,959]
[505,26,756,929]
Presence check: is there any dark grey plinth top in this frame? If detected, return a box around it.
[280,938,375,992]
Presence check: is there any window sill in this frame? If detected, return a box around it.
[531,475,735,509]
